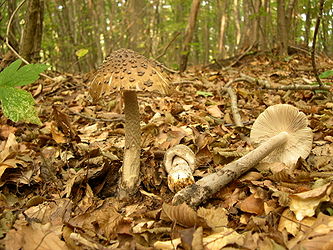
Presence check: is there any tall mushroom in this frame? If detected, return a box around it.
[172,104,313,207]
[89,49,170,197]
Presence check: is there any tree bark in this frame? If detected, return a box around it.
[217,0,228,58]
[179,0,201,72]
[19,0,44,62]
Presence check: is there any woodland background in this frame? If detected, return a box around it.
[1,0,333,249]
[1,0,333,72]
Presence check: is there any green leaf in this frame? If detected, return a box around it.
[0,59,48,87]
[75,49,89,58]
[0,87,42,125]
[0,60,22,86]
[319,70,333,79]
[196,91,214,97]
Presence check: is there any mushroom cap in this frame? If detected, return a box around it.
[250,104,313,166]
[89,49,170,100]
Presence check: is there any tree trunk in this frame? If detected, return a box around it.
[179,0,201,72]
[304,0,312,46]
[126,0,146,53]
[276,0,288,56]
[217,0,228,58]
[19,0,44,63]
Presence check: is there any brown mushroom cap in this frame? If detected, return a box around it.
[250,104,313,166]
[89,49,170,100]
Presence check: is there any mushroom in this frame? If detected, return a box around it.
[164,145,196,192]
[172,104,313,207]
[250,104,313,166]
[90,49,170,197]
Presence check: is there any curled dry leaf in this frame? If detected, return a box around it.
[278,209,315,236]
[287,213,333,249]
[289,182,332,221]
[161,203,199,227]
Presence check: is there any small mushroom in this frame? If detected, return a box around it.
[90,49,170,197]
[250,104,313,167]
[164,145,196,192]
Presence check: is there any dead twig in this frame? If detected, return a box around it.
[261,83,331,91]
[221,86,243,127]
[155,32,181,61]
[238,73,331,91]
[225,44,255,69]
[67,109,125,123]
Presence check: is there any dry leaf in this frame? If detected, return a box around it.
[206,105,223,118]
[278,209,315,236]
[5,222,67,250]
[239,194,265,215]
[154,238,182,249]
[162,203,199,227]
[288,213,333,249]
[203,228,245,249]
[197,207,228,232]
[289,182,332,220]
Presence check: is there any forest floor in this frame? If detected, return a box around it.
[1,51,333,249]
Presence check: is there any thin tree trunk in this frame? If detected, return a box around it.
[304,0,312,46]
[218,0,228,58]
[179,0,201,72]
[277,0,288,56]
[19,0,44,62]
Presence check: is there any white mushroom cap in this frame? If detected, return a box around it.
[250,104,313,166]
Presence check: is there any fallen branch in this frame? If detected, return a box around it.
[238,73,331,91]
[172,132,288,207]
[172,104,313,207]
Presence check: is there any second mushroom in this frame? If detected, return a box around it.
[90,49,170,197]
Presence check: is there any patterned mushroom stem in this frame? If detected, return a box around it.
[119,90,141,196]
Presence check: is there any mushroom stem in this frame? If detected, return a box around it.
[172,131,289,207]
[120,90,141,196]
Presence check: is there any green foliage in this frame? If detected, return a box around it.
[75,49,89,58]
[319,70,333,79]
[0,60,48,125]
[196,91,213,97]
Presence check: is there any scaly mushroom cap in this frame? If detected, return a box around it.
[250,104,313,166]
[89,49,170,100]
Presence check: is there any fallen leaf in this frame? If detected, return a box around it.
[206,105,223,118]
[289,182,332,220]
[161,203,199,227]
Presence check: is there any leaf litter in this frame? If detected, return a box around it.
[0,52,333,249]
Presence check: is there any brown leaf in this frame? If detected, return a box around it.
[68,199,123,240]
[180,227,195,250]
[206,105,223,118]
[162,203,199,227]
[239,194,265,215]
[5,222,67,250]
[289,183,332,220]
[197,207,228,232]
